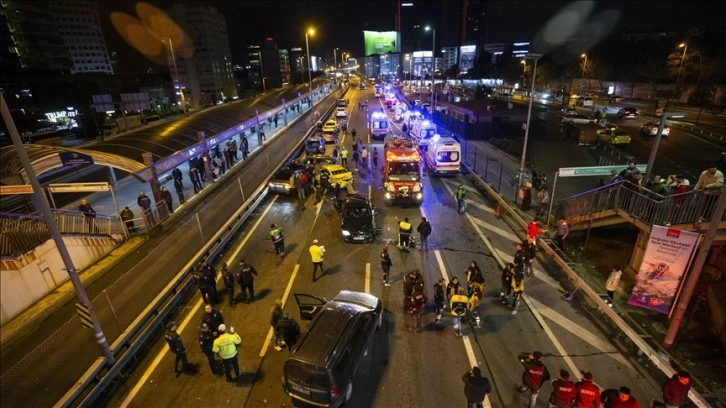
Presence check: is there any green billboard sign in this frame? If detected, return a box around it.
[364,31,398,56]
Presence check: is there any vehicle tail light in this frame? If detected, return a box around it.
[330,384,340,398]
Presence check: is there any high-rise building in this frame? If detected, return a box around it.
[1,1,73,73]
[168,3,237,108]
[279,49,290,85]
[48,0,113,74]
[441,46,458,72]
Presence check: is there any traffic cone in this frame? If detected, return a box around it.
[495,204,501,218]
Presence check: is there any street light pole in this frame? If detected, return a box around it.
[334,47,339,70]
[580,53,587,94]
[674,43,687,101]
[644,112,687,182]
[518,53,543,194]
[305,28,315,96]
[164,38,186,115]
[425,26,436,110]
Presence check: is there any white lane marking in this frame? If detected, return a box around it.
[466,212,505,269]
[368,184,372,201]
[465,200,496,214]
[121,196,280,407]
[227,195,279,262]
[472,217,520,242]
[365,262,371,294]
[315,191,324,215]
[522,293,582,385]
[260,264,300,356]
[527,297,630,367]
[434,250,450,282]
[120,296,204,407]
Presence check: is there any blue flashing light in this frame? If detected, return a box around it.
[432,134,440,142]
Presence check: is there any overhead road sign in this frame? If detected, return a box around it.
[558,165,647,178]
[0,184,34,195]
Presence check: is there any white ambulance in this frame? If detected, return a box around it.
[424,136,461,176]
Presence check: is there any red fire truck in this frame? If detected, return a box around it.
[382,135,423,206]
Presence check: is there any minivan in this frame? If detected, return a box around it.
[283,291,382,407]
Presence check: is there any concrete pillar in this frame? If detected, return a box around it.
[627,229,650,276]
[107,167,118,186]
[198,131,213,182]
[282,99,288,125]
[142,152,162,204]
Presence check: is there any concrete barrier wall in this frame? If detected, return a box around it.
[0,235,117,325]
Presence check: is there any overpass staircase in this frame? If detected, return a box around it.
[554,181,726,239]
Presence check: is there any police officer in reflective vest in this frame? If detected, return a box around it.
[398,217,413,249]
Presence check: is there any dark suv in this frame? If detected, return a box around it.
[334,195,378,243]
[283,291,382,408]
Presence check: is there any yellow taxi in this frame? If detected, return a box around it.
[597,126,631,145]
[320,164,353,188]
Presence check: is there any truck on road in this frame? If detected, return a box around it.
[382,135,423,206]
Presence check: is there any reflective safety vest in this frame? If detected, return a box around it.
[340,149,348,158]
[399,221,412,234]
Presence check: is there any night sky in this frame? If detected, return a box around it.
[98,1,726,75]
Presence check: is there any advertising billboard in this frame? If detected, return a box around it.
[459,45,477,74]
[364,31,399,56]
[627,226,700,314]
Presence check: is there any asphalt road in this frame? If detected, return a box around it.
[106,88,663,408]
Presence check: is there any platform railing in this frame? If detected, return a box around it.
[556,181,725,227]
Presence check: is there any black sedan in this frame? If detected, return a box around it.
[617,107,639,119]
[334,195,378,243]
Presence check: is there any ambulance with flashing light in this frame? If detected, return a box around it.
[370,110,390,140]
[404,110,424,130]
[384,92,397,110]
[424,135,461,176]
[382,135,423,206]
[409,118,437,147]
[374,84,383,97]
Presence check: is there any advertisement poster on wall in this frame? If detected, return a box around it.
[627,226,701,314]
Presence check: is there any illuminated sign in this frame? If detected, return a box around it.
[363,31,399,56]
[413,51,432,58]
[459,45,477,74]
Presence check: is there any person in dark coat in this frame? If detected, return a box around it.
[78,198,97,233]
[521,182,532,211]
[164,322,189,375]
[198,322,220,375]
[201,304,225,337]
[463,366,492,408]
[161,186,173,214]
[220,263,235,306]
[120,206,135,234]
[174,177,185,205]
[237,260,258,303]
[276,313,301,350]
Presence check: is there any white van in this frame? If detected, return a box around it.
[409,119,437,147]
[424,136,460,176]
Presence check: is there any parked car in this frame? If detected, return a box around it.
[640,121,671,137]
[561,113,596,126]
[598,126,632,145]
[304,136,325,155]
[561,107,578,116]
[320,164,353,188]
[322,120,338,133]
[268,166,302,195]
[617,107,639,119]
[334,195,378,243]
[608,95,624,103]
[576,97,594,107]
[283,291,382,408]
[293,154,336,169]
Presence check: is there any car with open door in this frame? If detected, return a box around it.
[284,291,382,407]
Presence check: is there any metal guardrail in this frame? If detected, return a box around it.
[556,181,726,227]
[0,210,119,257]
[53,86,346,408]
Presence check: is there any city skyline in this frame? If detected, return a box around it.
[96,0,726,76]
